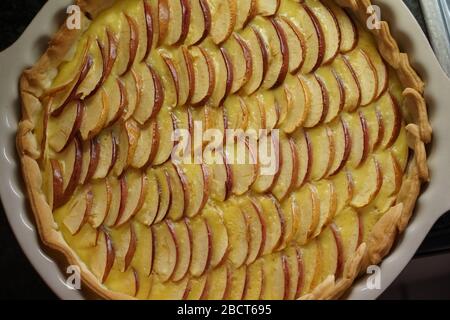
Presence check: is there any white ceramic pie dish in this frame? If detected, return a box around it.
[0,0,449,300]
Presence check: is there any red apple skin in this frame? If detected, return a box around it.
[374,108,385,150]
[329,117,351,176]
[196,0,212,46]
[315,75,330,124]
[148,65,165,120]
[333,69,346,113]
[182,47,195,105]
[386,93,402,148]
[282,253,290,300]
[124,223,137,271]
[64,100,85,152]
[84,136,100,184]
[158,0,170,46]
[143,0,154,61]
[101,228,116,284]
[162,55,180,107]
[176,0,192,46]
[270,17,289,88]
[108,133,119,176]
[220,47,234,106]
[359,111,370,166]
[252,26,269,86]
[123,14,139,76]
[59,137,83,208]
[330,223,344,279]
[281,17,306,74]
[191,47,215,107]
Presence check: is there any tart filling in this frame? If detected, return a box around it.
[17,0,431,300]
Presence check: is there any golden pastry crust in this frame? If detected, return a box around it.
[17,0,431,300]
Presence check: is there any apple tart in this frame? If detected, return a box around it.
[17,0,431,300]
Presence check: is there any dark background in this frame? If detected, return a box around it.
[0,0,448,300]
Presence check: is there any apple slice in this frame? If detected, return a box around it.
[225,138,258,196]
[189,46,215,106]
[110,124,130,177]
[131,222,154,277]
[257,91,279,132]
[344,49,377,106]
[243,259,264,299]
[48,100,83,153]
[57,138,83,207]
[292,183,320,244]
[103,78,126,127]
[272,135,298,200]
[103,176,120,227]
[278,1,324,73]
[176,163,209,218]
[63,188,93,235]
[110,223,137,272]
[70,223,99,250]
[185,0,210,45]
[299,239,319,295]
[188,216,211,277]
[284,246,304,299]
[276,17,305,74]
[223,95,249,131]
[260,253,287,300]
[133,63,162,125]
[312,226,339,287]
[377,93,402,149]
[90,228,115,284]
[222,33,253,93]
[311,180,337,238]
[135,169,160,226]
[76,38,104,99]
[204,151,231,202]
[350,156,383,208]
[332,169,354,214]
[309,125,334,180]
[113,13,133,77]
[303,0,340,64]
[165,219,191,281]
[115,169,147,227]
[161,49,193,108]
[359,106,381,153]
[328,117,351,176]
[251,16,288,89]
[153,168,172,224]
[291,129,312,189]
[80,90,109,140]
[92,130,118,179]
[331,55,361,112]
[221,202,250,267]
[342,112,368,168]
[209,0,237,44]
[47,39,91,115]
[323,0,357,53]
[203,44,230,107]
[152,221,178,282]
[316,66,344,124]
[121,68,139,121]
[300,74,325,128]
[203,206,229,268]
[153,108,175,165]
[257,195,284,255]
[158,0,170,46]
[237,1,256,29]
[236,197,265,264]
[184,275,208,300]
[106,268,139,298]
[333,207,361,266]
[256,0,280,16]
[240,27,266,95]
[243,96,263,132]
[252,133,280,193]
[164,0,191,45]
[201,265,230,300]
[88,179,111,228]
[148,277,189,300]
[131,120,159,169]
[225,266,247,300]
[164,163,186,221]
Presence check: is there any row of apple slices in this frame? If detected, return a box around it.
[86,202,366,299]
[63,146,401,289]
[47,89,402,209]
